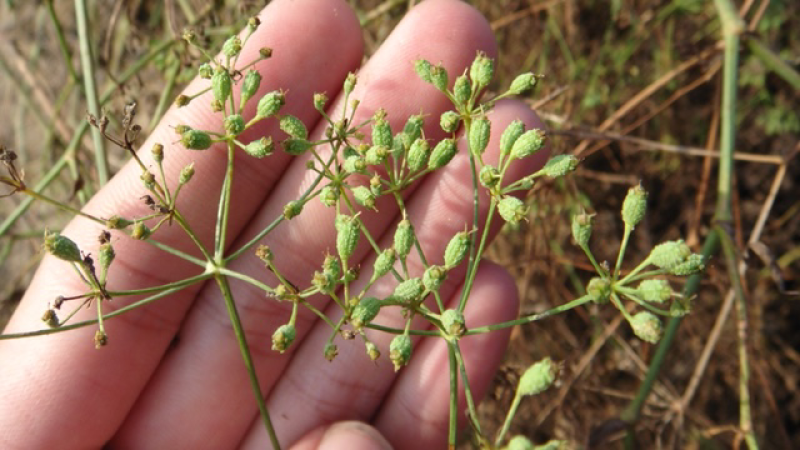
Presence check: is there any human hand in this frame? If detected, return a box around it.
[0,0,547,448]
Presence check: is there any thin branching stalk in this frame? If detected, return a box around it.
[74,0,109,185]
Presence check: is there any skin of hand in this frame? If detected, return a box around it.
[0,0,548,448]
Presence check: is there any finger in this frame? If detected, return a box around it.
[0,1,363,448]
[110,1,498,448]
[373,262,518,448]
[240,99,548,449]
[290,421,392,450]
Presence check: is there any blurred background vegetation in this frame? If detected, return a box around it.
[0,0,797,448]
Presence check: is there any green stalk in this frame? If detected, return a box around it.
[745,37,800,91]
[74,0,109,185]
[452,341,482,436]
[622,3,750,448]
[447,344,458,450]
[214,142,235,261]
[214,275,280,449]
[45,0,79,84]
[467,295,592,334]
[0,274,210,340]
[718,226,758,449]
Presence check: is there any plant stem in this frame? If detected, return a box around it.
[745,37,800,91]
[74,0,109,185]
[214,275,280,449]
[214,142,235,261]
[452,341,482,435]
[495,392,522,447]
[447,343,458,450]
[718,225,759,449]
[467,295,592,334]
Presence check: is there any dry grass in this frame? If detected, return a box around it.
[1,0,798,448]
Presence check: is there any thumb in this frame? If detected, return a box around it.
[290,421,393,450]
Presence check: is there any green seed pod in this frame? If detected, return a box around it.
[365,145,389,166]
[174,95,190,107]
[180,129,213,150]
[407,138,431,172]
[630,311,663,343]
[141,171,156,190]
[336,215,360,261]
[98,242,115,276]
[222,35,242,57]
[283,200,303,220]
[444,231,470,268]
[43,231,81,262]
[506,436,534,450]
[323,253,341,280]
[403,114,425,142]
[319,185,339,207]
[508,72,537,95]
[151,143,164,163]
[510,129,546,160]
[224,114,245,136]
[414,59,433,83]
[312,270,335,294]
[622,185,648,229]
[198,63,213,79]
[391,132,411,159]
[390,278,424,304]
[365,341,380,361]
[479,165,501,189]
[343,155,367,174]
[668,253,705,276]
[106,215,133,230]
[500,120,525,157]
[282,138,312,156]
[313,92,328,111]
[353,185,376,210]
[324,342,339,361]
[431,64,448,92]
[423,265,447,292]
[428,138,457,170]
[131,221,151,240]
[637,279,672,304]
[394,219,414,261]
[211,68,232,105]
[372,248,396,282]
[343,72,357,96]
[370,175,382,197]
[280,115,308,140]
[389,334,412,371]
[571,212,593,248]
[518,357,557,396]
[244,137,274,159]
[351,296,382,329]
[586,277,611,304]
[42,309,59,329]
[469,117,491,156]
[255,245,273,263]
[440,110,461,133]
[453,74,471,105]
[256,90,286,118]
[498,196,529,225]
[211,99,224,112]
[248,16,260,31]
[240,69,262,107]
[178,162,195,185]
[648,240,691,270]
[470,52,494,88]
[540,155,578,178]
[271,324,296,353]
[372,115,393,148]
[440,308,465,337]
